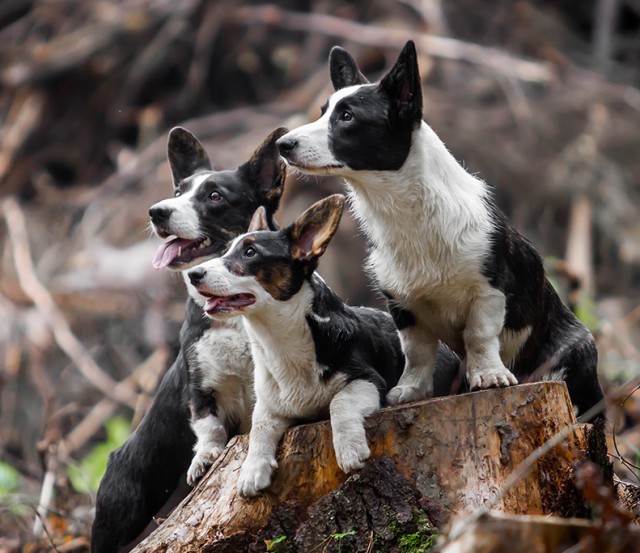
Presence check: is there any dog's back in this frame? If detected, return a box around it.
[91,355,193,553]
[305,278,405,399]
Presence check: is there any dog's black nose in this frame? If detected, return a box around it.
[188,267,206,286]
[149,206,172,225]
[276,136,297,156]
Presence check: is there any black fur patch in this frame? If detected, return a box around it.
[167,127,212,185]
[328,85,414,171]
[181,297,222,422]
[306,277,405,403]
[189,170,266,243]
[382,290,416,330]
[326,40,422,171]
[222,231,305,301]
[329,46,370,90]
[480,204,603,416]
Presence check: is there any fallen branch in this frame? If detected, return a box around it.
[1,197,139,409]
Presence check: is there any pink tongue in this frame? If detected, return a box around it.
[205,297,222,311]
[152,238,190,269]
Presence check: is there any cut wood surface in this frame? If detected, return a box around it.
[132,382,593,552]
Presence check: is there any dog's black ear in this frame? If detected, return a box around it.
[167,127,212,186]
[329,46,369,90]
[379,40,423,125]
[241,127,288,215]
[290,194,345,264]
[248,206,270,232]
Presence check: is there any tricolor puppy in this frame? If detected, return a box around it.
[92,127,287,553]
[188,195,406,497]
[276,41,603,417]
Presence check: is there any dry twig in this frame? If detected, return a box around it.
[1,197,139,409]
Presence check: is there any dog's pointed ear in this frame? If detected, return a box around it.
[379,40,422,125]
[241,127,288,215]
[167,127,212,186]
[329,46,369,90]
[290,194,345,264]
[248,206,270,233]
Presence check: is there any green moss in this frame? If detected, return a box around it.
[380,506,438,552]
[398,528,437,553]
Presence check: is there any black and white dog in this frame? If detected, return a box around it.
[149,126,287,485]
[91,127,287,553]
[276,41,604,417]
[187,195,408,496]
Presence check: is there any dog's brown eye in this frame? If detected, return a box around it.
[244,247,256,258]
[341,110,353,122]
[210,191,222,201]
[174,190,181,197]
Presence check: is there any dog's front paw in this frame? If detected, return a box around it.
[187,446,224,486]
[386,384,430,405]
[468,365,517,391]
[334,438,371,473]
[237,456,277,498]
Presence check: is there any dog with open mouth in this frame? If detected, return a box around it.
[275,41,603,417]
[91,126,287,553]
[187,195,460,497]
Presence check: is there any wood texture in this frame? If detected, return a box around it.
[132,382,590,552]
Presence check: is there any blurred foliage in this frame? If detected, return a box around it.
[66,416,130,494]
[0,460,21,496]
[575,296,601,332]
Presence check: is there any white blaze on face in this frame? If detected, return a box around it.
[194,258,242,297]
[281,85,364,172]
[193,253,272,317]
[150,173,210,239]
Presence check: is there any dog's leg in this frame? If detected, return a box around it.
[237,400,292,497]
[330,379,380,473]
[187,413,227,485]
[387,323,439,405]
[464,291,518,390]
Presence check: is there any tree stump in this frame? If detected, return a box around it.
[132,382,593,552]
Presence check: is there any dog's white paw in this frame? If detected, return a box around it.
[386,384,430,405]
[335,438,371,473]
[186,446,224,486]
[237,456,277,498]
[468,365,517,391]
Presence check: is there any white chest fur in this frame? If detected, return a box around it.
[193,320,255,432]
[243,283,347,420]
[346,123,496,335]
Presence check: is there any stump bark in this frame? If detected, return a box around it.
[132,382,593,552]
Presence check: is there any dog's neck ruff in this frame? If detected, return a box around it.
[242,281,317,379]
[344,123,493,291]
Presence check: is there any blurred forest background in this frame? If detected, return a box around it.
[1,0,640,550]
